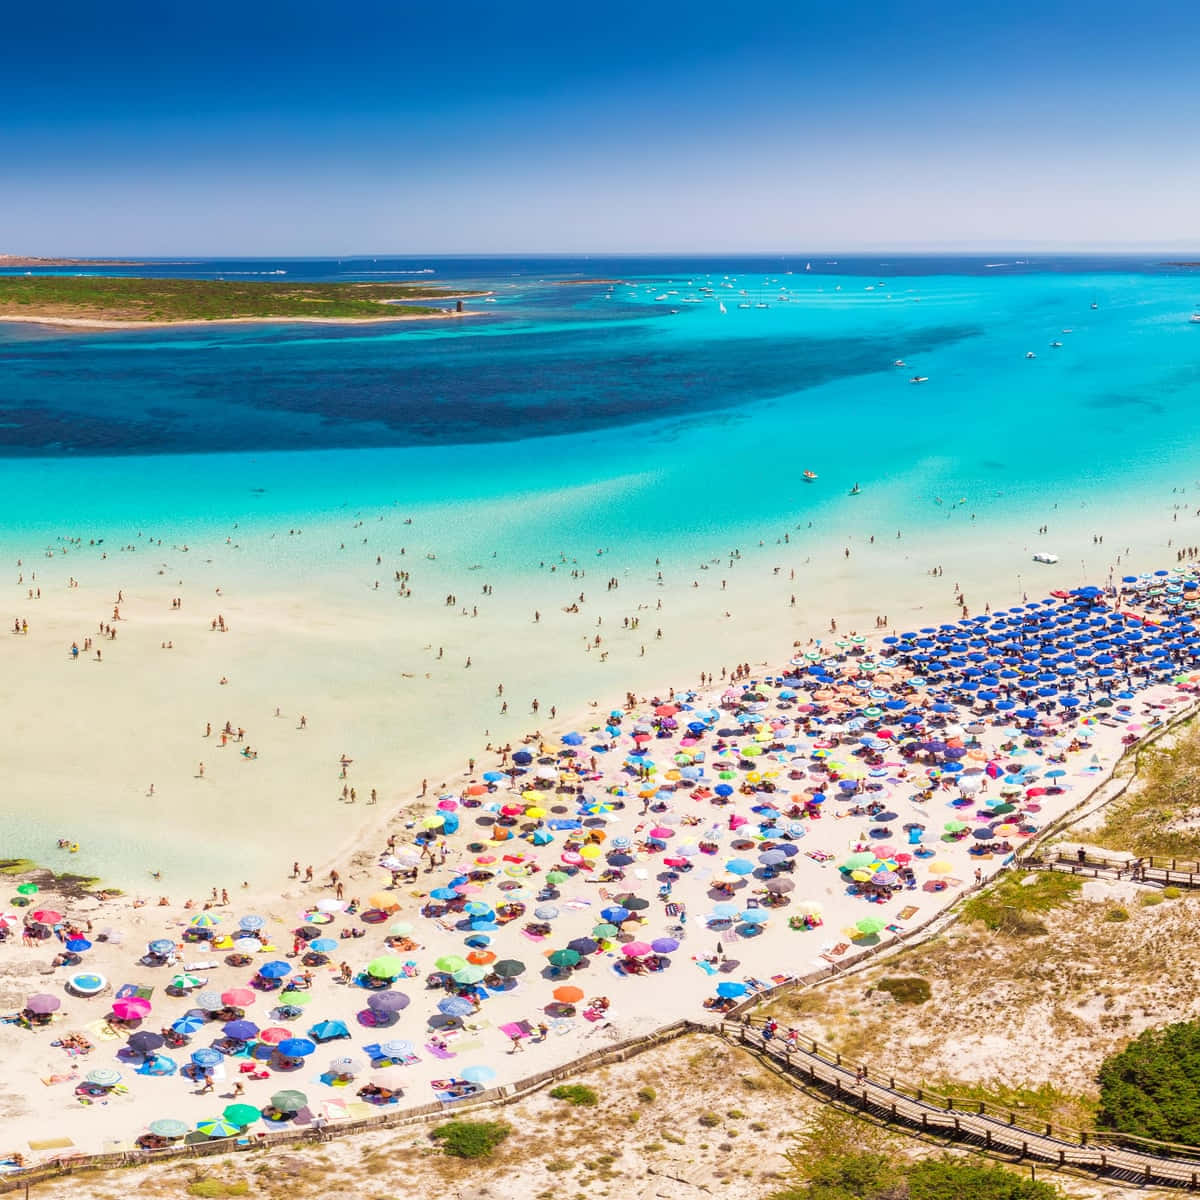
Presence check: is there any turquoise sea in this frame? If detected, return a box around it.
[2,254,1199,566]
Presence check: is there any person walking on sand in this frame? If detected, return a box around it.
[198,762,204,778]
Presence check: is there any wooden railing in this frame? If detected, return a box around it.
[727,1020,1200,1188]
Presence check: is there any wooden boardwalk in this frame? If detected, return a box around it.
[724,1020,1200,1189]
[1020,848,1200,890]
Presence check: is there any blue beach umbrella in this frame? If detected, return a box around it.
[277,1038,316,1058]
[258,960,291,979]
[716,981,748,998]
[191,1047,223,1067]
[171,1013,206,1035]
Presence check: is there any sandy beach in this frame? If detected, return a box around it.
[0,309,480,331]
[1,497,1196,1166]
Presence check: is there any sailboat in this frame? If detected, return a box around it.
[719,301,727,314]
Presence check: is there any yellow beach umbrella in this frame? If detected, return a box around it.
[928,860,953,874]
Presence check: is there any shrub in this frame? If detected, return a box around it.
[549,1083,598,1106]
[1098,1021,1200,1145]
[1163,886,1183,899]
[698,1111,721,1127]
[1105,907,1130,922]
[430,1119,511,1159]
[187,1183,249,1199]
[637,1085,657,1103]
[906,1156,1059,1198]
[876,976,932,1004]
[1140,892,1164,907]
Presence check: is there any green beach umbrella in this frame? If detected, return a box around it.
[545,870,568,885]
[452,964,487,985]
[16,883,38,895]
[171,973,204,990]
[842,852,876,870]
[223,1103,261,1127]
[148,1118,189,1139]
[944,820,967,833]
[549,948,581,968]
[367,956,404,979]
[435,955,467,974]
[492,959,525,978]
[388,921,413,937]
[197,1118,240,1138]
[270,1089,308,1113]
[278,988,312,1007]
[592,923,619,938]
[855,917,886,936]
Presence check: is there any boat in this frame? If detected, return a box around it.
[1190,313,1200,324]
[849,483,861,495]
[1025,351,1036,359]
[1050,341,1063,347]
[737,302,751,309]
[1033,552,1059,565]
[655,294,669,301]
[893,359,906,367]
[909,376,928,384]
[1090,302,1098,309]
[719,301,727,314]
[802,471,818,482]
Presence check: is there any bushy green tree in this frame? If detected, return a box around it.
[1098,1021,1200,1146]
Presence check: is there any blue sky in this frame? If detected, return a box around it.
[4,0,1199,253]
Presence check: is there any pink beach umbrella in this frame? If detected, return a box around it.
[622,942,652,957]
[112,997,151,1020]
[222,988,256,1008]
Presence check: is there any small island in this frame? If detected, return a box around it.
[0,275,486,328]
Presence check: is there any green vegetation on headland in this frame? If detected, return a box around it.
[0,275,481,324]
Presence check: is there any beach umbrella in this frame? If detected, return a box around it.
[223,1019,258,1040]
[765,878,795,893]
[367,991,411,1013]
[545,870,568,885]
[112,997,151,1021]
[258,1027,291,1044]
[622,941,653,956]
[277,1037,316,1058]
[711,903,739,920]
[86,1067,122,1087]
[928,860,953,874]
[238,915,265,931]
[148,1118,189,1138]
[841,852,876,870]
[129,1030,165,1053]
[222,987,256,1008]
[388,921,414,937]
[553,986,585,1003]
[278,988,312,1007]
[270,1089,308,1113]
[367,956,405,980]
[148,938,175,956]
[567,937,599,956]
[188,913,220,928]
[492,959,526,978]
[549,948,581,968]
[171,1013,206,1035]
[438,996,475,1017]
[716,981,748,998]
[257,960,291,979]
[855,917,886,936]
[309,938,338,953]
[170,973,204,991]
[327,1056,364,1076]
[435,955,467,973]
[726,858,755,875]
[16,883,38,895]
[223,1103,261,1126]
[309,1019,350,1040]
[31,909,63,925]
[25,994,60,1014]
[233,937,262,953]
[738,909,769,925]
[592,923,620,938]
[600,906,630,924]
[452,964,487,985]
[651,937,680,953]
[191,1047,223,1067]
[461,1065,496,1084]
[197,1118,240,1138]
